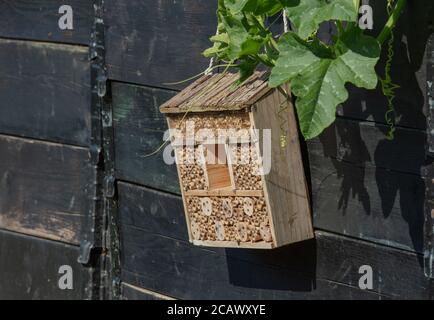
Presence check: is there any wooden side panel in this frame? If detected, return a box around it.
[105,0,217,89]
[251,89,313,246]
[0,135,90,244]
[118,182,429,299]
[112,82,180,193]
[0,39,91,146]
[0,0,93,45]
[0,230,90,299]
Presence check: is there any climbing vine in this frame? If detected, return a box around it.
[203,0,407,140]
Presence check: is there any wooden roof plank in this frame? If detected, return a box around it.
[160,71,273,113]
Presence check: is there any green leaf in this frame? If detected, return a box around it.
[269,29,380,139]
[224,0,252,13]
[236,57,259,84]
[285,0,358,39]
[218,11,270,60]
[224,0,283,15]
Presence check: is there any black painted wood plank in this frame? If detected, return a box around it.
[307,118,426,176]
[0,39,91,146]
[121,227,388,300]
[309,152,425,253]
[0,0,93,45]
[0,135,90,244]
[105,0,217,90]
[112,82,180,193]
[118,182,428,298]
[0,230,91,299]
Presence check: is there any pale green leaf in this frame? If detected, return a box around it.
[285,0,358,39]
[270,29,380,139]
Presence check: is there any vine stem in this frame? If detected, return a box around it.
[377,0,407,45]
[354,0,360,11]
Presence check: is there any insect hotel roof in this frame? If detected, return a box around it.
[159,72,273,114]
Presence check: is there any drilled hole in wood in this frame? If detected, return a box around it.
[222,199,233,218]
[191,221,201,240]
[215,221,226,241]
[259,222,273,242]
[243,197,254,216]
[200,197,213,216]
[236,222,249,242]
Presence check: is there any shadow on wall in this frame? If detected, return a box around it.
[225,239,317,292]
[314,1,433,257]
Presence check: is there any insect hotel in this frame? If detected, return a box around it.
[160,72,313,249]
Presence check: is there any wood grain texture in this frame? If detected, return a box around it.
[0,135,90,244]
[310,152,425,253]
[0,0,93,45]
[0,230,91,299]
[105,0,217,89]
[112,82,180,193]
[307,117,426,176]
[160,72,270,112]
[0,39,91,146]
[118,182,429,299]
[251,89,313,246]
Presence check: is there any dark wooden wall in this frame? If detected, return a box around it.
[0,0,433,300]
[0,0,95,299]
[105,0,434,299]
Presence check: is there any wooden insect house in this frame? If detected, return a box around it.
[160,72,313,249]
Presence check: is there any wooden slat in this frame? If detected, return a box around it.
[310,151,424,253]
[161,74,214,109]
[0,0,93,45]
[105,0,218,90]
[0,135,90,244]
[112,82,180,194]
[120,216,426,299]
[0,230,91,299]
[0,39,91,146]
[160,72,272,113]
[185,190,263,197]
[118,182,425,290]
[307,117,426,176]
[192,240,273,249]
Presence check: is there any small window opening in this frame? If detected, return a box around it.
[203,144,233,190]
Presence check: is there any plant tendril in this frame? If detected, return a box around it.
[379,0,400,140]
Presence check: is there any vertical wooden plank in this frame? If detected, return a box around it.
[105,0,217,89]
[0,0,93,45]
[251,89,313,246]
